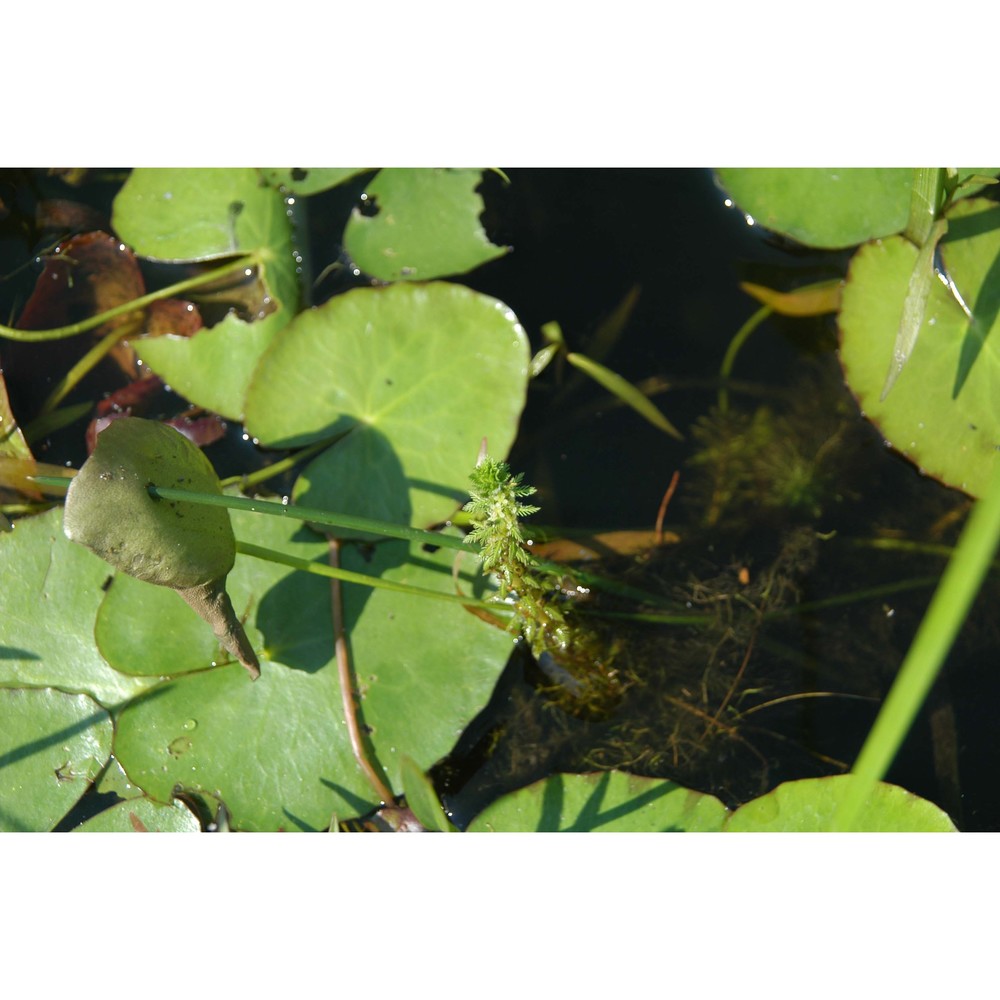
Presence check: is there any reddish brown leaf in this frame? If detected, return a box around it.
[145,298,204,339]
[16,231,144,333]
[35,198,108,235]
[86,376,166,452]
[165,412,227,447]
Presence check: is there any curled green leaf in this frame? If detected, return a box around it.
[63,417,259,679]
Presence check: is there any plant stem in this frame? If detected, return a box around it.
[719,304,772,414]
[147,485,478,553]
[833,457,1000,831]
[236,540,507,611]
[218,437,335,491]
[34,314,145,420]
[328,538,396,806]
[0,254,258,342]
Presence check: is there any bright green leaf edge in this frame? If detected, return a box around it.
[717,168,915,249]
[725,775,957,831]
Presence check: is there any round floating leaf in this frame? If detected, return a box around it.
[113,507,512,831]
[717,168,915,249]
[0,687,112,832]
[112,167,293,270]
[343,168,508,281]
[244,281,529,530]
[0,507,156,705]
[724,775,957,831]
[64,418,235,589]
[95,572,219,677]
[838,207,1000,496]
[71,796,201,832]
[467,771,729,832]
[260,167,367,195]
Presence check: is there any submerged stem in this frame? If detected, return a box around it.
[0,253,259,342]
[35,313,145,420]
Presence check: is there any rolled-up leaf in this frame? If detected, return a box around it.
[63,417,259,679]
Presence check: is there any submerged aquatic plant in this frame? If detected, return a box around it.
[463,456,622,710]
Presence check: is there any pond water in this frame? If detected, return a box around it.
[431,169,1000,831]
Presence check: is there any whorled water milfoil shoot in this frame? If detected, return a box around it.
[463,456,622,712]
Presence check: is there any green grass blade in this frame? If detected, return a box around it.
[834,456,1000,831]
[566,351,683,439]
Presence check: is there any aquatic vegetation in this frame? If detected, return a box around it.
[0,166,994,833]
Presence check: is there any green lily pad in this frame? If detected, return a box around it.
[135,308,289,421]
[95,572,219,677]
[260,168,368,195]
[466,771,729,832]
[0,507,155,705]
[71,796,201,832]
[343,168,508,281]
[244,281,529,531]
[716,168,915,249]
[113,506,512,831]
[838,204,1000,497]
[724,775,958,831]
[112,167,298,420]
[0,687,112,831]
[112,167,293,268]
[64,418,235,590]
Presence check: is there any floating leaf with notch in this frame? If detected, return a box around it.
[111,168,298,420]
[344,168,508,281]
[244,281,529,533]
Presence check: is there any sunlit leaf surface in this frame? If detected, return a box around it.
[112,168,298,420]
[724,775,957,831]
[0,687,112,831]
[839,199,1000,497]
[717,168,915,249]
[0,507,157,705]
[344,168,507,281]
[245,281,530,531]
